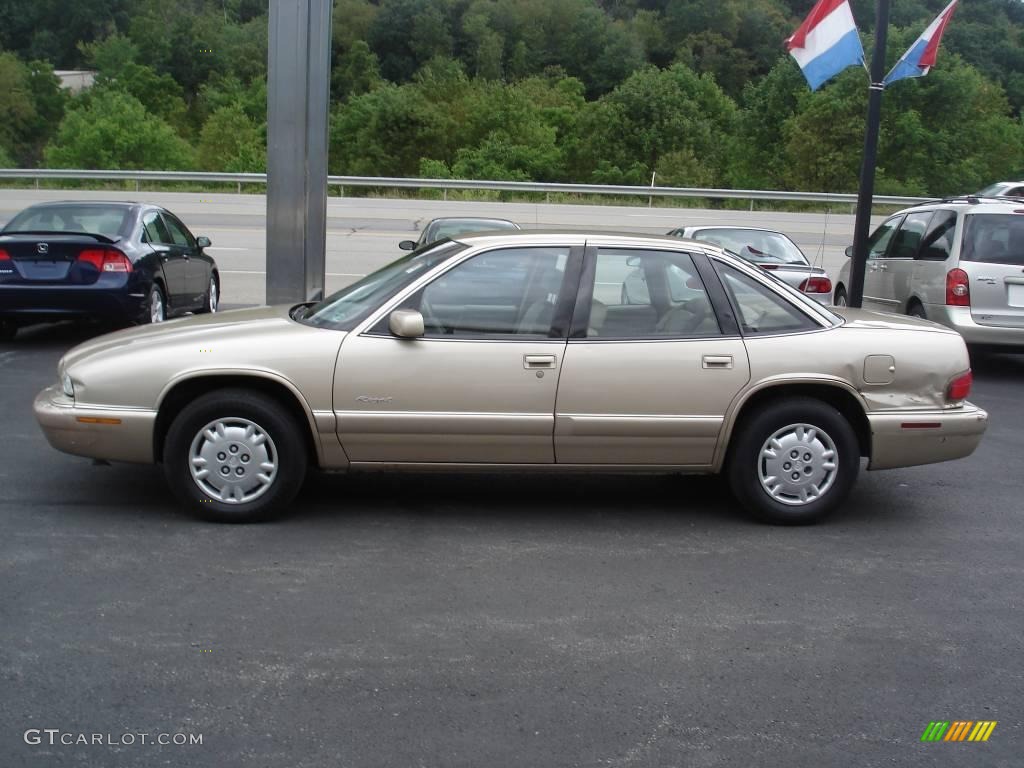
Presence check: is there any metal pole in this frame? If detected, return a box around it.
[266,0,332,304]
[848,0,890,309]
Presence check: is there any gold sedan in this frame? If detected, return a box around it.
[34,232,988,524]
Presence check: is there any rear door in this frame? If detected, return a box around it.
[959,212,1024,328]
[142,211,186,301]
[161,213,205,306]
[554,245,750,466]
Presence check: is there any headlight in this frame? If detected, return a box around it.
[61,373,75,399]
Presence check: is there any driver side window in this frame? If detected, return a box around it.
[402,247,570,338]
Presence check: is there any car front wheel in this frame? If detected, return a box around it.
[726,397,860,524]
[163,389,308,522]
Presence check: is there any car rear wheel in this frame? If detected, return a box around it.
[833,286,848,307]
[163,389,308,523]
[907,301,926,319]
[147,283,166,324]
[726,397,859,524]
[197,274,219,314]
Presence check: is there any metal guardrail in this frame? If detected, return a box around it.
[0,168,934,206]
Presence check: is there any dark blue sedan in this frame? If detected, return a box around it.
[0,201,220,339]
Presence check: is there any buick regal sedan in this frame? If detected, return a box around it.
[34,232,988,525]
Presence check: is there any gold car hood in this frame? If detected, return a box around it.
[61,305,301,369]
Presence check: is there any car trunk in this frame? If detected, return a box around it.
[758,263,825,291]
[0,236,113,285]
[960,213,1024,329]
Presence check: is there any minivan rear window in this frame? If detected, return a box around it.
[961,214,1024,265]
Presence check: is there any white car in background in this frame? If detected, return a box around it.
[834,197,1024,350]
[667,226,834,305]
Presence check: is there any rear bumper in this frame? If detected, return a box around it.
[867,403,988,470]
[0,281,147,324]
[925,304,1024,347]
[34,384,156,464]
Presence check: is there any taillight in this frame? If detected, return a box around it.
[798,276,833,294]
[77,248,132,273]
[0,248,10,261]
[945,268,970,306]
[946,370,973,402]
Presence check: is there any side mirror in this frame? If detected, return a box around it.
[398,240,417,251]
[389,309,424,338]
[844,245,853,259]
[196,236,212,249]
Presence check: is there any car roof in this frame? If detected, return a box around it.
[900,197,1024,215]
[22,200,142,209]
[451,229,718,250]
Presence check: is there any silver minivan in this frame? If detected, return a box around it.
[834,198,1024,348]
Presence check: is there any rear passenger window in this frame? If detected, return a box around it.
[717,265,817,335]
[918,211,956,260]
[586,249,720,338]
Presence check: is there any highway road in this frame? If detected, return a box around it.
[0,190,874,306]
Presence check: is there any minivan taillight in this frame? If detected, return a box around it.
[945,268,970,306]
[77,248,132,273]
[798,276,833,294]
[946,370,973,402]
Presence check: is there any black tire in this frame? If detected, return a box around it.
[145,282,166,324]
[907,301,926,319]
[0,320,17,341]
[162,388,308,523]
[726,397,860,525]
[833,285,848,307]
[196,273,219,314]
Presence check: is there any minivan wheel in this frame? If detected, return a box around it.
[907,302,926,319]
[163,389,308,523]
[833,286,848,307]
[727,397,860,525]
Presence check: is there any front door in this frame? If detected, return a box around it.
[161,213,206,307]
[881,211,934,311]
[334,245,580,463]
[555,247,750,466]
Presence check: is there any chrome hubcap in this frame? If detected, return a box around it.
[209,278,218,312]
[188,418,278,504]
[151,290,164,323]
[758,423,838,506]
[835,293,847,307]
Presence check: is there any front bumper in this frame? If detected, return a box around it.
[925,304,1024,348]
[867,402,988,470]
[34,384,156,464]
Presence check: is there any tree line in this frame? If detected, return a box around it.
[0,0,1022,196]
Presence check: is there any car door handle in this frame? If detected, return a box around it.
[702,355,733,369]
[524,354,557,369]
[877,263,888,271]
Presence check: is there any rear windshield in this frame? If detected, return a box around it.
[961,214,1024,265]
[430,219,518,241]
[3,205,132,238]
[694,229,808,265]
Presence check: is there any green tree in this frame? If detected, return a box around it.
[44,89,194,170]
[197,103,265,172]
[0,53,67,166]
[332,40,383,101]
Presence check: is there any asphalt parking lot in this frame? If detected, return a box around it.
[1,319,1021,767]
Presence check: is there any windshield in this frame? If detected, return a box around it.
[300,241,467,330]
[695,228,808,265]
[3,205,133,238]
[429,219,518,242]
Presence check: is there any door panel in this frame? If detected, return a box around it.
[161,213,204,306]
[555,338,750,465]
[880,211,933,311]
[334,245,578,463]
[142,211,186,300]
[862,215,902,310]
[335,335,564,463]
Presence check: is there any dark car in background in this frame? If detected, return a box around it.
[0,201,219,339]
[399,217,520,251]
